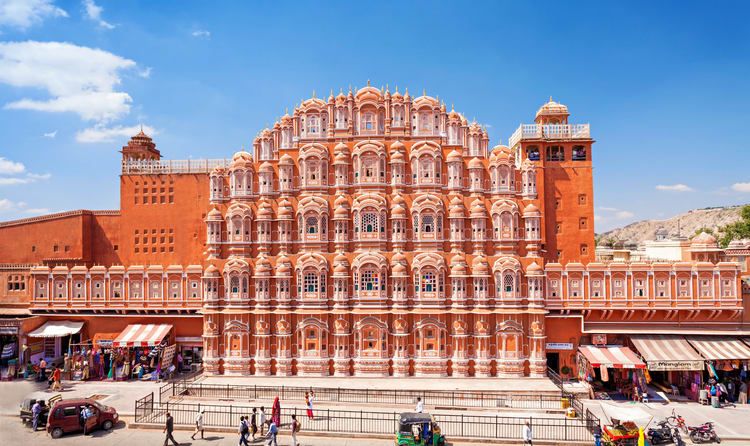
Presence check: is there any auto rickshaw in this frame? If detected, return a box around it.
[395,412,446,446]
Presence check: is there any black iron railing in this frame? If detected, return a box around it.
[133,397,593,442]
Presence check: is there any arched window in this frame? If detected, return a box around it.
[304,272,319,293]
[360,269,380,291]
[361,112,375,132]
[361,211,378,233]
[422,271,436,292]
[307,115,320,134]
[503,272,515,294]
[306,216,318,234]
[422,214,434,233]
[230,276,239,294]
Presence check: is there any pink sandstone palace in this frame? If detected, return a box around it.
[1,84,749,378]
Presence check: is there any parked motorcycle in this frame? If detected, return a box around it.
[688,422,721,444]
[647,420,674,445]
[667,409,688,434]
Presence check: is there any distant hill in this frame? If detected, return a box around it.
[597,205,745,246]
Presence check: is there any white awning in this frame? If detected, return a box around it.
[28,321,84,338]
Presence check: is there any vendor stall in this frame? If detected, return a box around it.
[112,324,174,380]
[686,336,750,382]
[578,345,647,401]
[27,321,84,365]
[630,335,704,399]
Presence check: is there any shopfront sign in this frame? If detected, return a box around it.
[647,360,704,371]
[592,334,607,346]
[546,342,574,351]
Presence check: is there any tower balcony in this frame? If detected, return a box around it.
[508,123,590,147]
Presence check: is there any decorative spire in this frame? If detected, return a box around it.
[367,79,371,86]
[549,95,553,102]
[451,103,454,111]
[312,89,316,98]
[395,85,399,93]
[423,88,426,96]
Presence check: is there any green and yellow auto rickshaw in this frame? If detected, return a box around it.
[395,412,446,446]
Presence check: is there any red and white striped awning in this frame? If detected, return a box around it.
[578,345,646,369]
[630,335,704,371]
[113,324,172,347]
[685,336,750,360]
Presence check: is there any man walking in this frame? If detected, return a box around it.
[238,416,249,446]
[259,406,267,435]
[250,407,258,440]
[523,421,533,446]
[51,366,62,391]
[740,381,748,404]
[191,409,205,440]
[415,397,424,413]
[31,400,42,431]
[38,358,47,382]
[266,419,278,446]
[163,412,179,446]
[290,414,300,446]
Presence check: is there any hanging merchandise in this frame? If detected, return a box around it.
[643,368,652,384]
[600,364,609,382]
[707,361,718,379]
[741,363,747,380]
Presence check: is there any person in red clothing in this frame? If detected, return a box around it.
[51,367,62,391]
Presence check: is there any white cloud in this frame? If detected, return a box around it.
[27,172,51,180]
[75,124,156,143]
[138,67,152,79]
[0,41,137,123]
[0,156,25,175]
[615,210,635,219]
[731,182,750,193]
[82,0,114,29]
[594,214,602,222]
[43,130,57,138]
[191,30,210,38]
[0,198,14,211]
[0,0,67,30]
[655,183,693,192]
[598,206,619,211]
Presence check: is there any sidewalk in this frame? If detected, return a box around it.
[201,375,561,393]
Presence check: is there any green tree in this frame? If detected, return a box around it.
[693,227,714,237]
[719,205,750,248]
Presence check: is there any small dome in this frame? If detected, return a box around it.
[260,161,274,172]
[334,252,349,265]
[257,202,273,219]
[334,142,349,154]
[526,262,543,275]
[451,253,465,265]
[468,157,483,169]
[334,205,349,218]
[390,140,405,151]
[204,264,219,276]
[536,97,569,118]
[391,203,406,217]
[392,263,407,275]
[451,262,466,275]
[279,154,294,165]
[470,199,486,217]
[255,257,272,273]
[691,231,718,248]
[447,149,462,162]
[333,152,350,165]
[334,194,348,207]
[277,199,293,218]
[391,251,406,264]
[523,203,541,216]
[472,256,489,273]
[206,207,223,221]
[334,263,349,275]
[389,151,405,163]
[231,150,253,168]
[210,165,226,176]
[448,109,461,120]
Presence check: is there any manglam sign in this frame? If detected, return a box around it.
[647,360,704,371]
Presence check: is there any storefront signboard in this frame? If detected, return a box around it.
[647,360,704,371]
[592,334,607,346]
[546,342,574,351]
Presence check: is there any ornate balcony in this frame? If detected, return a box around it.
[508,123,590,148]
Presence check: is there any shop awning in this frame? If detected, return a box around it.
[685,336,750,360]
[113,324,172,347]
[28,321,84,338]
[630,335,704,371]
[578,345,646,369]
[92,332,121,349]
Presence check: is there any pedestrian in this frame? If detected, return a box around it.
[51,366,62,391]
[238,416,249,446]
[191,409,205,440]
[266,419,278,446]
[177,353,183,374]
[259,406,267,436]
[271,396,281,426]
[250,407,258,440]
[38,358,47,382]
[163,411,179,446]
[290,414,300,446]
[305,390,315,420]
[739,381,748,404]
[727,380,736,403]
[31,400,42,431]
[522,421,533,446]
[415,397,424,413]
[82,405,93,435]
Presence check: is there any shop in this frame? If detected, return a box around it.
[26,320,84,365]
[685,336,750,385]
[629,335,705,400]
[111,324,175,380]
[0,323,20,379]
[176,336,203,372]
[577,344,647,401]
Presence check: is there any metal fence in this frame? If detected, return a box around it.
[160,381,567,410]
[135,393,593,442]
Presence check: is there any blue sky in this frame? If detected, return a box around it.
[0,0,748,231]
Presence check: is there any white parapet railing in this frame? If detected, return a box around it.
[122,158,231,174]
[508,123,590,148]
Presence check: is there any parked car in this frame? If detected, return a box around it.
[20,394,62,427]
[46,398,119,438]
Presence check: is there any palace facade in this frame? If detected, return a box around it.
[1,84,748,378]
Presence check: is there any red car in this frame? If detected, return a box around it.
[46,398,119,438]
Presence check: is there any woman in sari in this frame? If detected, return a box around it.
[271,396,281,426]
